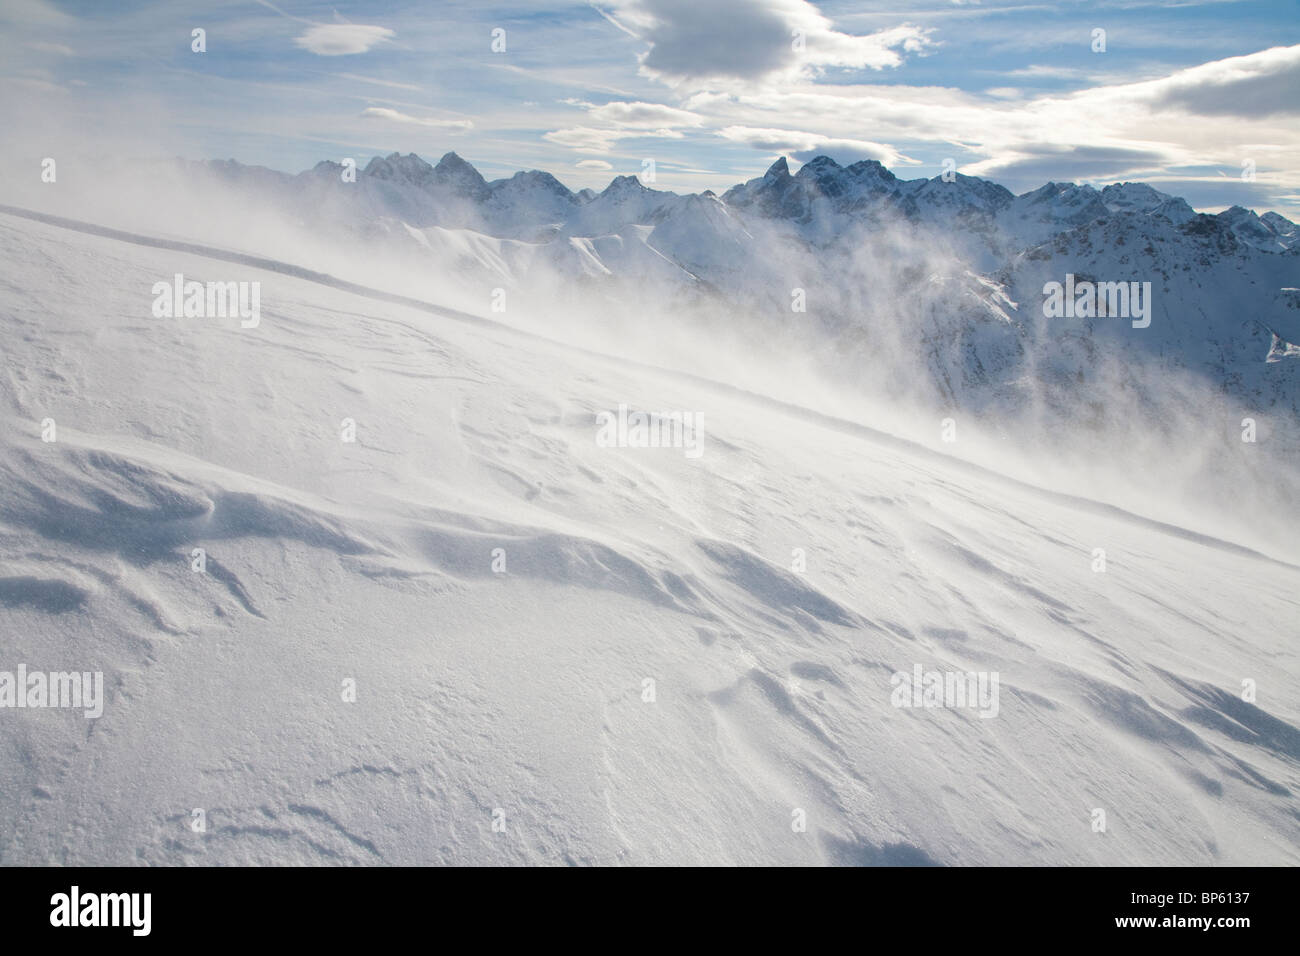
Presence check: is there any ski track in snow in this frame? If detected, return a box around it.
[0,209,1297,866]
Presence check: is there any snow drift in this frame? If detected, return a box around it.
[0,204,1297,866]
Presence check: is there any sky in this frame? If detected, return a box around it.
[2,0,1298,216]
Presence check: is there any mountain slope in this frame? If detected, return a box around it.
[1,210,1297,866]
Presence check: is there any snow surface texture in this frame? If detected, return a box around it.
[0,204,1297,866]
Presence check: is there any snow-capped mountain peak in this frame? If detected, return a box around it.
[1217,204,1300,252]
[431,151,489,199]
[763,156,791,179]
[1098,181,1196,225]
[363,151,437,187]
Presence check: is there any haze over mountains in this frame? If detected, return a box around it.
[168,149,1300,466]
[215,148,1300,255]
[3,147,1297,551]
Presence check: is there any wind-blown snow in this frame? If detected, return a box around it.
[1,211,1297,865]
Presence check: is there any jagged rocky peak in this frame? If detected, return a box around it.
[845,158,898,183]
[432,151,489,197]
[793,156,849,194]
[285,147,1295,255]
[798,155,894,201]
[1099,182,1195,223]
[603,174,649,195]
[1012,181,1109,217]
[1212,205,1300,251]
[754,154,902,199]
[723,153,889,213]
[764,156,791,179]
[494,168,573,196]
[363,152,437,188]
[1021,182,1069,202]
[433,151,478,175]
[1261,211,1298,234]
[358,151,490,198]
[796,155,842,176]
[1101,181,1168,203]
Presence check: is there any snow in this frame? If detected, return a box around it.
[1,208,1297,866]
[1100,182,1196,225]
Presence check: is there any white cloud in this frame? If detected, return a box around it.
[1000,64,1091,80]
[582,100,704,128]
[294,24,394,56]
[335,73,422,92]
[361,107,472,131]
[576,159,614,170]
[544,126,628,153]
[667,45,1300,195]
[545,99,703,155]
[1142,43,1300,117]
[544,125,684,154]
[607,0,933,88]
[718,126,912,166]
[961,145,1169,185]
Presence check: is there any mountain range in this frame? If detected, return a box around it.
[10,148,1298,457]
[201,150,1299,442]
[277,150,1299,255]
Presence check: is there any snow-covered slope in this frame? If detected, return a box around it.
[1001,212,1300,422]
[560,175,680,238]
[4,151,1296,490]
[1216,205,1300,253]
[1100,183,1196,225]
[1,210,1297,866]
